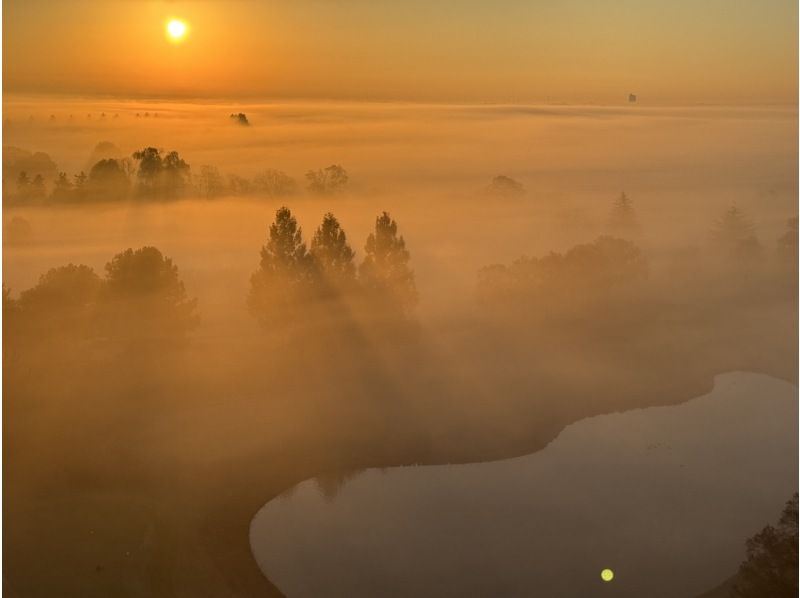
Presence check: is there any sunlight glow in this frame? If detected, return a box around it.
[166,19,188,42]
[601,568,614,582]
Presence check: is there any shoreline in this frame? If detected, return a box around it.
[211,365,792,597]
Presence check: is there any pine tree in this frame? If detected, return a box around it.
[711,205,762,260]
[608,191,639,236]
[248,207,314,326]
[359,212,417,317]
[310,213,356,288]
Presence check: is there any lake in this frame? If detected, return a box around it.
[250,372,798,597]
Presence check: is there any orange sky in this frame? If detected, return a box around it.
[3,0,798,103]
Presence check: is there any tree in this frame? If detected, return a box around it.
[310,213,356,289]
[227,174,252,196]
[712,205,762,260]
[17,264,102,337]
[359,212,417,317]
[162,150,190,197]
[86,141,122,170]
[230,113,250,126]
[30,174,46,200]
[73,171,88,196]
[132,147,163,192]
[248,207,314,327]
[3,147,58,190]
[608,191,640,237]
[734,493,798,598]
[119,157,136,180]
[100,247,198,337]
[477,236,648,311]
[51,172,73,202]
[87,158,130,200]
[196,165,227,198]
[16,171,30,199]
[253,169,297,197]
[131,147,190,198]
[2,283,16,314]
[19,264,101,313]
[306,165,348,195]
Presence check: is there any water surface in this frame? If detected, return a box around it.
[251,372,798,597]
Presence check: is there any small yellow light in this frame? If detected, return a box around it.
[601,568,614,582]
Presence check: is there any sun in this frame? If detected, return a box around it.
[166,19,188,42]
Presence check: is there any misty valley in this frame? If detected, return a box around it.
[3,100,798,597]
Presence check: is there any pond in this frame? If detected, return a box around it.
[250,372,798,597]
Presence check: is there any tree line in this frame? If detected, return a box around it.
[4,208,417,344]
[7,145,349,204]
[248,208,417,328]
[4,247,198,344]
[4,194,797,345]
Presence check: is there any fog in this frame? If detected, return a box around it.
[3,97,797,597]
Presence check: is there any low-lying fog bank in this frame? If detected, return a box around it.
[3,100,797,597]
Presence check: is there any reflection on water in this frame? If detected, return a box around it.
[250,372,798,598]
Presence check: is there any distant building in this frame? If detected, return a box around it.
[628,93,637,103]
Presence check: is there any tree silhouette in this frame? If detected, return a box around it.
[87,158,130,200]
[310,213,356,289]
[52,172,73,202]
[132,147,163,191]
[306,165,348,195]
[100,247,198,337]
[30,174,46,201]
[248,207,314,327]
[2,283,15,314]
[734,493,798,597]
[359,212,417,317]
[477,236,648,309]
[3,147,58,192]
[86,141,123,171]
[254,169,297,197]
[162,151,190,197]
[711,205,762,260]
[17,264,102,337]
[196,165,227,199]
[132,147,190,198]
[227,174,252,196]
[73,171,87,196]
[608,191,640,237]
[15,171,30,200]
[20,264,101,312]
